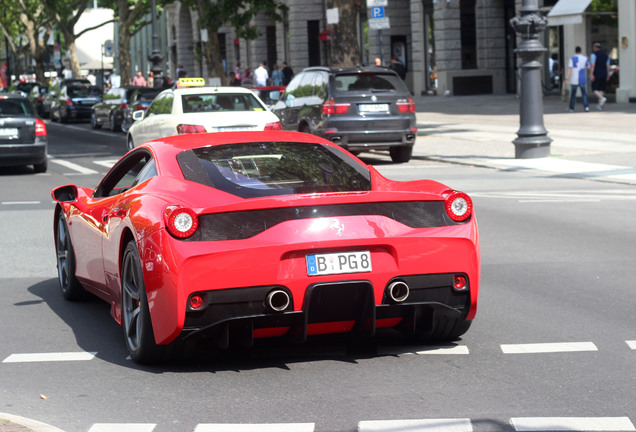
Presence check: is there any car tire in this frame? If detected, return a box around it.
[127,136,135,151]
[412,316,472,342]
[389,146,413,163]
[109,113,120,132]
[90,112,101,129]
[55,212,85,301]
[121,241,169,364]
[120,120,129,134]
[33,158,47,173]
[59,108,68,124]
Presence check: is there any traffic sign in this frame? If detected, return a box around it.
[103,40,114,58]
[369,17,390,30]
[367,0,388,6]
[371,6,385,19]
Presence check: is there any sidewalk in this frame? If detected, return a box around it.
[0,413,65,432]
[411,94,636,185]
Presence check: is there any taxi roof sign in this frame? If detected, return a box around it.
[177,77,206,88]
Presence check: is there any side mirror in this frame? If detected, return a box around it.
[132,110,145,121]
[52,185,78,203]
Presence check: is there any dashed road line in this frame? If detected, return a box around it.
[500,342,598,354]
[2,351,97,363]
[378,345,470,356]
[88,424,156,432]
[358,418,473,432]
[48,156,99,175]
[627,340,636,350]
[194,424,315,432]
[510,416,636,431]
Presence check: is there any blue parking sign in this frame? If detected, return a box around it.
[371,6,385,19]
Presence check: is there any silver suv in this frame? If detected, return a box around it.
[271,66,417,163]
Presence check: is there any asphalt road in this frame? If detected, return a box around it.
[1,122,636,432]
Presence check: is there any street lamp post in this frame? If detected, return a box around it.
[148,0,164,88]
[510,0,552,159]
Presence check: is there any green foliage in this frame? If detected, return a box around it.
[589,0,617,13]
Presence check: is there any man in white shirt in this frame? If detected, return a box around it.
[564,46,590,112]
[254,63,269,87]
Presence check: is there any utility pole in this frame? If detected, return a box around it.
[510,0,552,159]
[148,0,164,88]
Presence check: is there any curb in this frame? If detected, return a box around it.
[0,414,65,432]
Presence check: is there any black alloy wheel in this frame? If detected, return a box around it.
[55,213,84,300]
[109,112,119,132]
[90,112,101,129]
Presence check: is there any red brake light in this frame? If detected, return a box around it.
[136,104,145,110]
[35,118,47,136]
[65,98,73,106]
[165,207,199,238]
[453,275,468,291]
[397,97,416,113]
[322,99,350,115]
[176,124,206,134]
[120,103,127,109]
[444,191,473,222]
[264,122,282,130]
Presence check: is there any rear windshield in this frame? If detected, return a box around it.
[68,86,101,98]
[0,99,35,117]
[178,141,371,199]
[334,73,406,93]
[181,93,265,113]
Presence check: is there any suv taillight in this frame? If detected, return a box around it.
[322,99,350,115]
[65,98,73,106]
[396,97,416,113]
[264,122,283,130]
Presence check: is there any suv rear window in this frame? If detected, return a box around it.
[334,73,406,93]
[178,141,371,198]
[0,99,35,116]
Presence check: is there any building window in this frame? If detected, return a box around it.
[460,0,477,69]
[307,20,321,67]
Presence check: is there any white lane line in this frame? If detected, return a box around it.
[511,417,636,431]
[88,424,156,432]
[2,351,97,363]
[359,418,473,432]
[1,201,42,205]
[48,157,98,174]
[627,340,636,350]
[379,345,469,356]
[93,159,119,169]
[194,424,315,432]
[501,342,598,354]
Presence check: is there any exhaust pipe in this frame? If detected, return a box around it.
[387,281,410,303]
[265,289,290,312]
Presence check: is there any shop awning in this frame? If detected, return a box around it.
[547,0,593,26]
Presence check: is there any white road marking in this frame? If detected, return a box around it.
[380,345,469,356]
[472,189,636,202]
[93,159,119,169]
[88,424,156,432]
[48,156,99,174]
[0,201,41,205]
[501,342,598,354]
[194,424,315,432]
[2,351,97,363]
[511,417,636,431]
[626,340,636,350]
[359,418,473,432]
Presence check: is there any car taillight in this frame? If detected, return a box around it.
[165,207,199,239]
[65,98,73,106]
[264,122,282,130]
[120,103,127,109]
[35,118,47,136]
[322,99,350,115]
[176,124,206,134]
[135,104,145,110]
[396,97,416,113]
[453,275,468,291]
[444,190,473,222]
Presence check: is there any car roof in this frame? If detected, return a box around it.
[301,65,399,75]
[170,86,258,96]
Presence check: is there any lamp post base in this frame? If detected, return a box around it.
[513,137,552,159]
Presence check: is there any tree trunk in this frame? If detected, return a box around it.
[118,22,132,85]
[327,0,361,67]
[202,30,228,85]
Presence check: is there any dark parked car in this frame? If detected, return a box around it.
[28,84,48,116]
[40,78,91,118]
[0,93,48,172]
[51,84,102,123]
[91,86,162,133]
[271,66,417,163]
[15,81,42,98]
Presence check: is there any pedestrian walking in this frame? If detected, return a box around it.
[132,71,146,87]
[564,46,590,112]
[271,64,283,86]
[147,71,154,88]
[590,42,610,110]
[254,62,269,87]
[281,61,294,86]
[389,56,406,80]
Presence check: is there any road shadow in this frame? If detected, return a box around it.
[27,279,470,373]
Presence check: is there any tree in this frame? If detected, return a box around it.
[327,0,362,67]
[182,0,288,86]
[17,0,54,84]
[42,0,115,78]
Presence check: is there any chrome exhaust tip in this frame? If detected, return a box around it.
[265,289,290,312]
[387,281,410,303]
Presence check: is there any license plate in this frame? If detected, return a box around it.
[359,103,389,112]
[218,126,254,132]
[0,128,19,138]
[306,251,372,276]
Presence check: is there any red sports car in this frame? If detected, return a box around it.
[52,131,479,363]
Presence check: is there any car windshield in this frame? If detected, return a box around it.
[178,141,371,199]
[0,99,35,117]
[68,86,101,98]
[181,93,265,113]
[333,73,405,93]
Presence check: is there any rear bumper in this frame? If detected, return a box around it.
[0,141,47,167]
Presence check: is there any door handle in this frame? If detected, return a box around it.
[103,209,126,222]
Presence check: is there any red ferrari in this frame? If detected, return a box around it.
[52,131,479,363]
